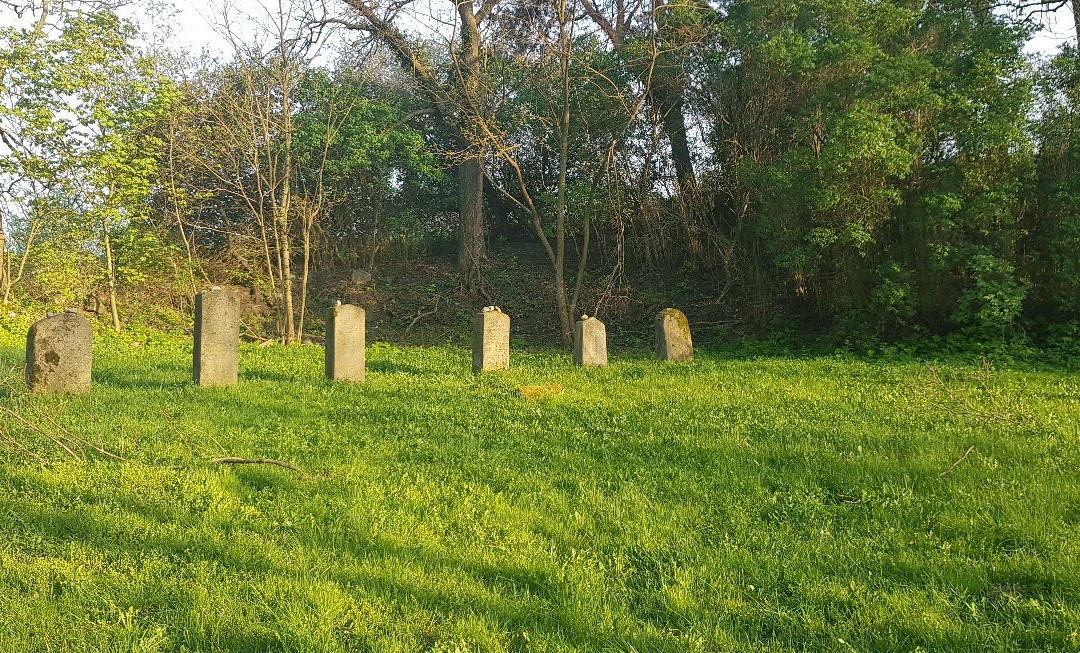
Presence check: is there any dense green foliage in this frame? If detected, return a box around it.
[706,0,1040,338]
[0,336,1078,651]
[2,0,1078,346]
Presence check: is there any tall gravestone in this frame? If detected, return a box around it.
[472,306,510,374]
[574,315,608,367]
[194,287,240,387]
[25,309,92,394]
[655,308,693,362]
[326,302,365,382]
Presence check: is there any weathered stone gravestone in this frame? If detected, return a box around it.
[350,269,373,286]
[473,306,510,373]
[655,308,693,362]
[194,287,240,387]
[574,315,608,367]
[326,301,365,382]
[25,310,92,394]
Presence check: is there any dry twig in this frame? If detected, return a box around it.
[924,361,1032,426]
[0,370,124,462]
[211,457,307,476]
[940,445,976,477]
[404,288,449,337]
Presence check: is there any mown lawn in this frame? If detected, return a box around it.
[0,334,1078,652]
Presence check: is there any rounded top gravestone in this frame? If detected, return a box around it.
[26,310,93,394]
[655,308,693,362]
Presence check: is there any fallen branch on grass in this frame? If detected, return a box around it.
[211,457,307,476]
[939,445,976,477]
[0,372,125,462]
[925,362,1032,426]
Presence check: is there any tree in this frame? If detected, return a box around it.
[162,1,436,342]
[335,0,501,288]
[463,0,647,341]
[165,0,329,343]
[578,0,712,194]
[69,26,173,332]
[1,2,172,323]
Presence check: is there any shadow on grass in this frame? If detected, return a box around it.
[366,359,428,376]
[0,475,676,651]
[240,368,312,383]
[91,367,191,390]
[3,449,1078,652]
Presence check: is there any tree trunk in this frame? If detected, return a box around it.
[656,84,696,191]
[277,204,295,344]
[0,212,8,303]
[166,118,199,304]
[555,0,573,344]
[297,211,312,342]
[554,265,571,342]
[568,204,592,323]
[1073,0,1079,44]
[650,0,696,193]
[102,220,121,332]
[4,220,37,305]
[458,156,484,285]
[280,53,297,344]
[456,2,486,287]
[340,0,489,287]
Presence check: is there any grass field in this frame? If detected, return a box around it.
[0,334,1078,652]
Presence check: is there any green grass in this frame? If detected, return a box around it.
[0,335,1078,652]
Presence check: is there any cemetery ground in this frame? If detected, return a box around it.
[0,334,1078,652]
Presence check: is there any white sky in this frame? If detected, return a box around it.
[136,0,1076,59]
[1026,4,1077,54]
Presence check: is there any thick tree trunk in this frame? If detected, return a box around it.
[650,0,696,193]
[456,3,486,287]
[656,84,696,191]
[458,156,484,285]
[340,0,490,287]
[1073,0,1079,44]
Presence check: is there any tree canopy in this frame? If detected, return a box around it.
[1,0,1078,348]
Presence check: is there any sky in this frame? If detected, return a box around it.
[136,0,1077,60]
[1026,4,1078,54]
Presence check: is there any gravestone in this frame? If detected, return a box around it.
[574,315,608,367]
[472,306,510,373]
[194,287,240,387]
[326,301,365,382]
[25,309,92,394]
[350,269,372,286]
[655,308,693,362]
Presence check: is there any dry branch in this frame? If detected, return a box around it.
[923,361,1033,426]
[940,445,976,477]
[0,370,125,463]
[211,457,307,476]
